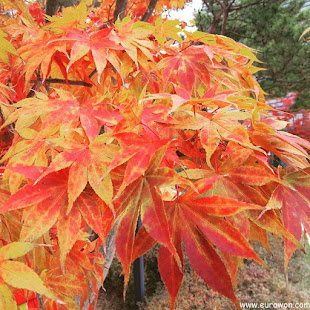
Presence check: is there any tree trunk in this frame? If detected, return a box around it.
[45,0,59,16]
[95,223,118,310]
[142,0,158,22]
[113,0,128,21]
[221,8,228,34]
[45,0,79,17]
[207,10,223,34]
[80,223,118,310]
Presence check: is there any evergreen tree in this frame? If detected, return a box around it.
[195,0,310,109]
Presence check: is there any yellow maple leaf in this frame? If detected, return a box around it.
[46,0,93,29]
[0,30,18,64]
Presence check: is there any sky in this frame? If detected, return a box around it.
[163,0,203,30]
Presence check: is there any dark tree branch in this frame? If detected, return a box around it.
[203,0,215,13]
[46,78,93,87]
[215,0,225,9]
[113,0,128,21]
[141,0,158,22]
[203,0,225,33]
[0,107,15,144]
[31,78,93,88]
[27,80,43,98]
[0,109,5,124]
[203,0,265,35]
[89,69,97,79]
[207,8,224,33]
[28,70,43,98]
[230,0,262,11]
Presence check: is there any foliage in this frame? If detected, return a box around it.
[0,0,310,309]
[195,0,310,109]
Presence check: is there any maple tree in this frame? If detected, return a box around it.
[0,0,310,309]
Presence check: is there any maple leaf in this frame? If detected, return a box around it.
[114,17,155,69]
[144,87,207,113]
[0,242,60,306]
[250,130,310,169]
[158,244,183,310]
[266,167,310,270]
[0,30,18,64]
[32,134,116,212]
[153,17,182,46]
[41,240,104,309]
[18,32,68,86]
[1,90,117,142]
[63,27,123,83]
[0,167,109,269]
[157,190,266,309]
[113,147,192,293]
[46,0,92,28]
[159,106,259,168]
[0,284,17,310]
[156,44,211,92]
[106,132,174,195]
[227,166,278,186]
[181,220,239,307]
[131,226,157,262]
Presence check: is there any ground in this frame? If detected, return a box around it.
[99,236,310,310]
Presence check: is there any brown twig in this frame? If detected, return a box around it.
[89,69,97,80]
[230,0,263,11]
[31,78,93,88]
[107,0,116,21]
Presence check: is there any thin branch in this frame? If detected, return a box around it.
[37,295,46,310]
[107,0,116,21]
[203,0,215,14]
[0,106,15,142]
[89,69,97,79]
[141,0,158,22]
[0,109,5,124]
[113,0,128,21]
[27,80,43,98]
[230,0,262,11]
[215,0,225,9]
[228,0,237,7]
[88,64,113,80]
[197,10,205,32]
[203,0,263,34]
[46,78,93,87]
[28,70,43,97]
[31,79,93,87]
